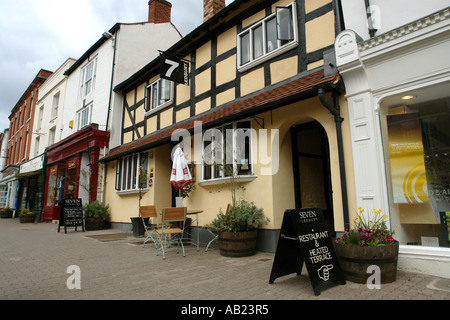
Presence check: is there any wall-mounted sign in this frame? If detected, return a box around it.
[269,208,345,296]
[159,53,190,86]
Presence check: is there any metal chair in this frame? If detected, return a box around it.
[140,205,163,249]
[155,207,187,259]
[203,203,231,252]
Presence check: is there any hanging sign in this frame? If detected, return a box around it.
[58,198,84,234]
[269,208,345,296]
[160,53,190,86]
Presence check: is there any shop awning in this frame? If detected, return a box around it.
[100,69,340,163]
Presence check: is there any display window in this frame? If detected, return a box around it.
[381,98,450,247]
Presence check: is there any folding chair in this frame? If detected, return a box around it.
[155,207,187,259]
[140,205,163,249]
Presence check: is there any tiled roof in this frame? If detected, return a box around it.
[100,69,339,163]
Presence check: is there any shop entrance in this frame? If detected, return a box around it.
[291,120,334,233]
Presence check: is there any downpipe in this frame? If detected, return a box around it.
[318,88,350,229]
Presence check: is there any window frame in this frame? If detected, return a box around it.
[144,78,174,115]
[200,120,256,185]
[237,1,298,72]
[76,103,93,130]
[80,57,97,98]
[115,152,149,194]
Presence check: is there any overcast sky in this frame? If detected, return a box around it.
[0,0,233,134]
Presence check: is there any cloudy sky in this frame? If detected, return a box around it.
[0,0,233,133]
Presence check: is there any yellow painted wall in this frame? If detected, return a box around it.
[216,88,235,107]
[305,11,335,53]
[217,27,237,55]
[196,97,211,115]
[195,68,211,96]
[240,67,265,97]
[196,41,211,68]
[216,55,236,86]
[270,56,298,85]
[159,108,173,129]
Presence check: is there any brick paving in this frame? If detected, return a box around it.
[1,218,449,302]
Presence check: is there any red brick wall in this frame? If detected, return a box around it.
[148,0,172,24]
[203,0,225,22]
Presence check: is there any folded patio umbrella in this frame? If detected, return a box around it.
[170,146,192,189]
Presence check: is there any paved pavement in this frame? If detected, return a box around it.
[1,218,449,305]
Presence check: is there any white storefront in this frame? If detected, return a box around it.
[335,8,450,278]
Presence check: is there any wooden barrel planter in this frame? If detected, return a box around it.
[219,230,258,257]
[85,218,105,231]
[1,210,13,219]
[19,214,36,223]
[335,241,399,284]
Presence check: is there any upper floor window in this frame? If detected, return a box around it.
[48,127,56,146]
[115,152,148,193]
[52,92,60,119]
[77,103,93,130]
[80,58,97,98]
[237,1,298,72]
[145,78,174,113]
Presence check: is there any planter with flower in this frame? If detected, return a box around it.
[19,208,36,223]
[334,207,398,284]
[1,206,14,219]
[83,201,111,231]
[209,200,270,257]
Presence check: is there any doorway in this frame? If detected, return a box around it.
[291,120,334,233]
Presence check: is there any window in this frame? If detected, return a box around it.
[115,152,149,192]
[77,103,93,130]
[145,78,174,112]
[52,92,60,119]
[381,98,450,247]
[80,58,97,98]
[37,105,44,130]
[237,1,298,72]
[48,127,56,146]
[34,137,40,157]
[202,120,253,182]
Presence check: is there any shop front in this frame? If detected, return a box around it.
[41,124,109,221]
[335,8,450,277]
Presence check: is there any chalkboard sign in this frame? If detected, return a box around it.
[269,208,345,296]
[58,198,84,234]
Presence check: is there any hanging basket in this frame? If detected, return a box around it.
[335,241,399,284]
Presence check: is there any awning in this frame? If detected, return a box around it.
[100,69,339,163]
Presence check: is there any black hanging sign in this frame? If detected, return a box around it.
[160,53,190,86]
[58,198,84,234]
[269,208,345,296]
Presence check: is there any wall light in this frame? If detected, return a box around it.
[401,95,416,100]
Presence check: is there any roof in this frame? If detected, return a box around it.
[100,69,340,163]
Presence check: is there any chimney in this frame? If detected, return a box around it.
[148,0,172,24]
[203,0,225,22]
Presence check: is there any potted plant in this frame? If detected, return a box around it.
[210,200,269,257]
[0,206,13,219]
[19,208,36,223]
[83,200,111,231]
[335,207,398,284]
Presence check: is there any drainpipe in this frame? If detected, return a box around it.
[318,88,350,229]
[105,31,117,131]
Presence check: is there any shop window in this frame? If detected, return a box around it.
[382,99,450,247]
[145,78,174,113]
[202,120,253,182]
[237,1,298,72]
[115,152,149,193]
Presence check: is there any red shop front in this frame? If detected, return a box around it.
[41,124,109,221]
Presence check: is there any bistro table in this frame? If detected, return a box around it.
[186,210,203,251]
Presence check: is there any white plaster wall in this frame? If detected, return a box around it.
[33,58,76,155]
[341,0,450,40]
